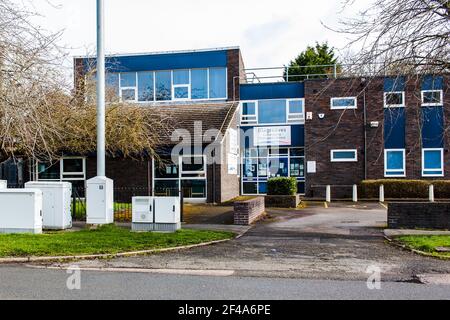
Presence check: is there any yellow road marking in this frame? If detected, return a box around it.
[380,202,388,209]
[324,202,328,209]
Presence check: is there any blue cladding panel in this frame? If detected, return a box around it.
[422,75,444,91]
[384,77,406,92]
[82,50,228,73]
[384,108,405,149]
[241,125,305,149]
[240,82,305,100]
[422,107,444,148]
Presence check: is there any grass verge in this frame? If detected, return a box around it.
[0,225,234,258]
[396,235,450,258]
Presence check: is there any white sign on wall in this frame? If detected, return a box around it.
[228,129,239,155]
[307,161,317,174]
[228,154,238,175]
[254,126,292,147]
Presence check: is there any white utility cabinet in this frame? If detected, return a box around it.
[25,181,72,230]
[132,197,154,223]
[0,180,7,189]
[132,197,181,232]
[86,176,114,225]
[0,189,43,234]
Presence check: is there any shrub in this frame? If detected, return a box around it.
[360,179,450,199]
[267,177,298,196]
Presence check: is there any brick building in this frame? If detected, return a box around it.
[2,47,448,202]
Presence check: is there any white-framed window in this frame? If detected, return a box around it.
[422,148,444,177]
[153,155,207,201]
[181,156,206,178]
[240,101,258,125]
[330,97,357,110]
[384,149,406,177]
[113,67,227,103]
[384,92,405,108]
[421,90,443,106]
[36,157,86,182]
[288,99,305,122]
[119,72,138,102]
[172,69,191,101]
[330,149,358,162]
[239,99,305,126]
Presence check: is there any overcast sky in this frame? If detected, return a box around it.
[18,0,370,72]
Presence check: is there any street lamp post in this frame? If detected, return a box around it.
[86,0,114,225]
[96,0,105,177]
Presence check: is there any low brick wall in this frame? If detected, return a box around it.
[234,197,265,226]
[388,202,450,230]
[265,195,301,208]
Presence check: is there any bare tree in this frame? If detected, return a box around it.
[330,0,449,76]
[0,0,172,166]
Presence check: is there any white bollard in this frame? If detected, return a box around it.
[326,185,331,203]
[429,184,435,203]
[379,185,385,203]
[353,185,358,202]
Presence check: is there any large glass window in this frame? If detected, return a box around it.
[385,149,406,177]
[209,68,227,99]
[155,71,172,101]
[241,99,304,125]
[153,156,207,200]
[242,148,305,195]
[37,158,85,181]
[422,148,444,177]
[138,72,154,102]
[258,100,287,124]
[120,72,137,101]
[173,70,190,100]
[191,69,208,100]
[106,73,119,97]
[37,162,60,180]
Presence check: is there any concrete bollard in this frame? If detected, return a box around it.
[429,184,435,203]
[353,185,358,202]
[326,185,331,203]
[379,185,385,203]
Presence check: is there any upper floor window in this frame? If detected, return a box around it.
[240,99,305,126]
[330,97,357,110]
[111,67,227,103]
[421,90,443,106]
[384,92,405,108]
[259,100,286,124]
[120,72,137,101]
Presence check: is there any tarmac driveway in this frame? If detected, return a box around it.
[40,202,450,282]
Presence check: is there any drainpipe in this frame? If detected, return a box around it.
[363,87,368,180]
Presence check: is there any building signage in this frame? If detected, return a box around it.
[254,126,291,147]
[228,129,239,155]
[228,154,238,175]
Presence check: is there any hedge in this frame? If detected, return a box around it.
[267,177,298,196]
[360,180,450,199]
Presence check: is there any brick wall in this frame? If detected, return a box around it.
[304,76,449,198]
[227,49,244,101]
[304,78,366,198]
[388,202,450,229]
[234,197,265,225]
[86,157,151,192]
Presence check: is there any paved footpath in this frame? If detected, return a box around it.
[34,202,450,283]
